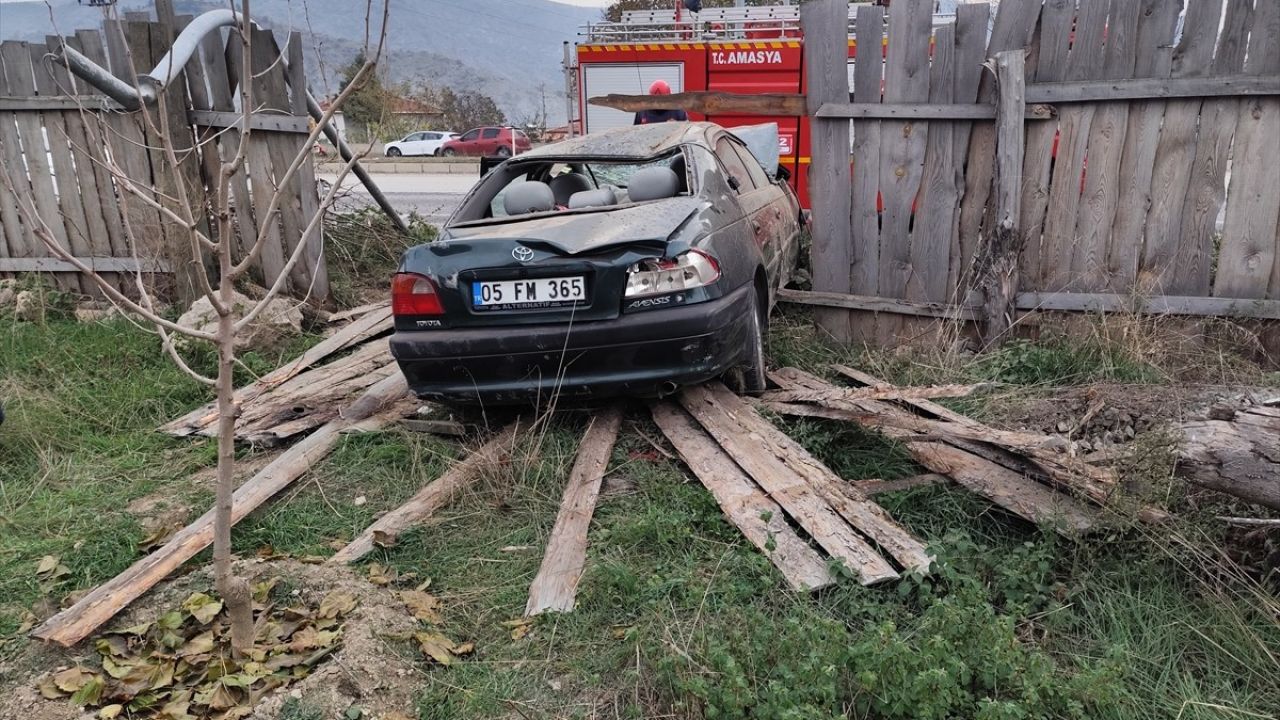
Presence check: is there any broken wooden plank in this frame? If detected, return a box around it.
[650,402,835,592]
[683,383,931,578]
[32,373,410,647]
[159,305,393,436]
[828,365,1118,504]
[857,474,952,495]
[770,369,1099,533]
[759,383,983,405]
[330,421,524,564]
[525,406,623,615]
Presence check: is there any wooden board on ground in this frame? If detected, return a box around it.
[1179,407,1280,511]
[682,383,932,579]
[330,421,524,564]
[770,368,1098,533]
[159,305,393,437]
[31,373,411,647]
[525,406,623,615]
[651,402,835,592]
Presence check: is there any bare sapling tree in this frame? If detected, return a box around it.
[3,0,391,653]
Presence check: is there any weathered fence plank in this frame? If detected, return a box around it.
[847,3,885,344]
[1215,0,1280,301]
[1017,0,1073,289]
[1103,0,1182,292]
[907,24,956,313]
[287,32,329,303]
[1139,0,1224,295]
[1038,0,1110,292]
[1172,0,1254,298]
[978,49,1026,346]
[0,46,35,266]
[801,0,853,342]
[198,29,258,268]
[946,1,991,295]
[1071,0,1142,291]
[875,0,933,345]
[37,38,108,294]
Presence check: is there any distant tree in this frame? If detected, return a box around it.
[439,88,506,130]
[337,52,391,132]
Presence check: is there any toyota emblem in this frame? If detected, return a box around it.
[512,246,535,263]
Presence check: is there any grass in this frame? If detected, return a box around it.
[1,306,1278,719]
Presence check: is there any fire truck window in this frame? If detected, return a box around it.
[482,128,500,139]
[714,138,757,193]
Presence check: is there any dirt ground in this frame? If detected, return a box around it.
[0,560,422,720]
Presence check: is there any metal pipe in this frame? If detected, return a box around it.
[53,41,141,110]
[146,9,249,93]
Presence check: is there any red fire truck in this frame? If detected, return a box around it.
[571,3,960,208]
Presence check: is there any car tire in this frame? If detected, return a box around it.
[495,146,512,158]
[442,148,457,157]
[727,285,768,395]
[386,147,402,157]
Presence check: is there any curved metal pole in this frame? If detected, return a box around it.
[50,9,409,234]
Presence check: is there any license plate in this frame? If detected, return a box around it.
[472,276,586,310]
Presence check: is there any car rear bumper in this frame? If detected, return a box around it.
[390,284,754,405]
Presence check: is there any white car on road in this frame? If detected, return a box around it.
[384,130,459,157]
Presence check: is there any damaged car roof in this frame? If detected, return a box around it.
[518,122,708,160]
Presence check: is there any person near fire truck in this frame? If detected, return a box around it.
[633,80,688,125]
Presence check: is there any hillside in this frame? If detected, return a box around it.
[0,0,597,123]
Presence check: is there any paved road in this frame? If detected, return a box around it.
[319,172,479,226]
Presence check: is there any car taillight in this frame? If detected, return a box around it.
[624,250,720,298]
[392,272,444,316]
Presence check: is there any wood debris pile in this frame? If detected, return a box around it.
[652,382,933,591]
[159,304,406,445]
[754,366,1119,532]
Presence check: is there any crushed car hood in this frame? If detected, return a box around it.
[443,197,705,255]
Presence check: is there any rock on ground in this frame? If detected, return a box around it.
[176,290,303,351]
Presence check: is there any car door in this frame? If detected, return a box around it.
[480,127,501,155]
[714,136,792,299]
[423,132,444,154]
[401,132,426,155]
[457,129,481,154]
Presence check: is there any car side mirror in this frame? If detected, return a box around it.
[775,165,791,182]
[726,175,741,191]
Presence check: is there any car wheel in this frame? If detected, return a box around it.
[495,146,512,158]
[442,148,457,157]
[386,147,402,157]
[726,285,768,395]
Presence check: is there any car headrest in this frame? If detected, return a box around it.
[567,187,618,210]
[549,173,594,206]
[503,181,554,215]
[628,166,680,202]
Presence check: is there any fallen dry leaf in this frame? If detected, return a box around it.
[414,631,460,666]
[52,666,97,693]
[318,591,358,619]
[98,704,124,719]
[182,593,224,625]
[367,563,398,586]
[399,590,443,624]
[453,641,476,656]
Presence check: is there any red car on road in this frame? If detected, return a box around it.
[440,127,531,157]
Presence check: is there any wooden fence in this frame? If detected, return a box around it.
[797,0,1280,358]
[0,7,327,304]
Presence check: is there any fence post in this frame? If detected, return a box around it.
[800,0,853,343]
[979,49,1025,348]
